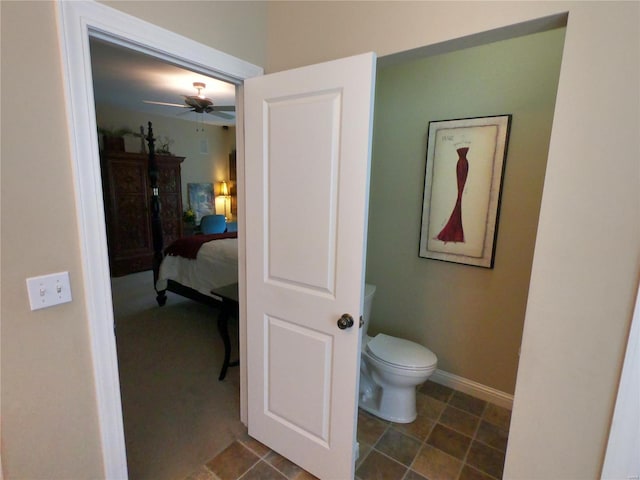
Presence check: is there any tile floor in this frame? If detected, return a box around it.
[183,380,511,480]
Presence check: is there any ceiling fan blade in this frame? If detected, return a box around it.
[144,94,235,121]
[143,100,188,108]
[207,111,234,120]
[210,105,235,112]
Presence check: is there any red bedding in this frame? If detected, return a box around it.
[164,232,237,259]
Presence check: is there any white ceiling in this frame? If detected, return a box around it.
[90,38,236,126]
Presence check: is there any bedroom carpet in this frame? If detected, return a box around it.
[112,270,244,480]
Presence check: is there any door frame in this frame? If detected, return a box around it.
[56,2,262,477]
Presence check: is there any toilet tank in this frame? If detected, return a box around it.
[362,284,376,335]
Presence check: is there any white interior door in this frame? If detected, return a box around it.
[244,52,376,479]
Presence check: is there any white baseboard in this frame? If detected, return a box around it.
[430,369,514,410]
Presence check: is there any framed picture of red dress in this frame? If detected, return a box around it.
[419,115,512,268]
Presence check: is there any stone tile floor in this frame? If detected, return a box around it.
[183,380,511,480]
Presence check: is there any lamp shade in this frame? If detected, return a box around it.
[219,181,229,196]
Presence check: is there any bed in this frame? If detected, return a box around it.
[154,232,238,307]
[142,122,238,309]
[144,123,240,379]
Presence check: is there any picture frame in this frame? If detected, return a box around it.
[419,115,512,268]
[187,182,214,224]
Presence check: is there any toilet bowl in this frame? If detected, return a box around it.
[359,284,437,423]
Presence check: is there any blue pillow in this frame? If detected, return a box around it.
[200,214,226,234]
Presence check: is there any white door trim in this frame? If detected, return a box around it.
[601,281,640,479]
[56,2,262,477]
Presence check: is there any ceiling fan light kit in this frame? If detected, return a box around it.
[193,81,206,98]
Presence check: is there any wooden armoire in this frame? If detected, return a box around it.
[101,148,184,276]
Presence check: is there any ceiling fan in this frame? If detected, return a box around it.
[144,82,235,119]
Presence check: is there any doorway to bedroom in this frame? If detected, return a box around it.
[90,38,243,480]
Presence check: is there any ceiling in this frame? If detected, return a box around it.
[90,38,236,126]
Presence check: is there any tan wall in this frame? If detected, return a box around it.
[1,3,103,477]
[101,1,267,69]
[266,2,639,478]
[0,1,266,478]
[367,28,565,395]
[96,104,236,211]
[1,1,638,479]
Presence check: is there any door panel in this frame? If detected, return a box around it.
[267,316,332,444]
[267,90,341,292]
[245,52,376,479]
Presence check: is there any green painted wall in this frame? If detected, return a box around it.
[366,27,565,394]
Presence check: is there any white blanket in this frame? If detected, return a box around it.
[155,238,238,298]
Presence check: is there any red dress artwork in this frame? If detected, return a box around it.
[436,147,469,243]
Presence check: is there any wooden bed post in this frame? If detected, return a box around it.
[146,122,167,306]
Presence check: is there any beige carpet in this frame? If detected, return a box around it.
[112,271,244,480]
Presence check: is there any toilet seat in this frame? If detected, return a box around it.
[366,334,437,371]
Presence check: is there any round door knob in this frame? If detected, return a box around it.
[337,313,354,330]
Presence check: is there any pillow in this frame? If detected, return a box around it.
[200,214,226,234]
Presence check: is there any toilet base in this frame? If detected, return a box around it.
[358,372,419,423]
[359,393,417,423]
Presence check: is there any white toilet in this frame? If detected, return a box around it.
[359,284,437,423]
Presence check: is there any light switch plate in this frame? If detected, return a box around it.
[26,271,72,311]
